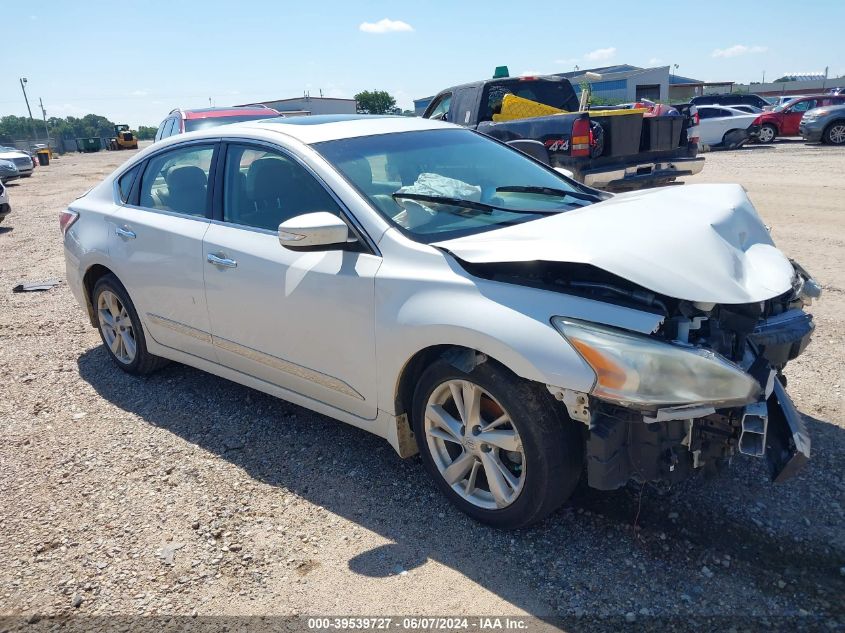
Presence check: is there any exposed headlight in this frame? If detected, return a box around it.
[552,318,761,408]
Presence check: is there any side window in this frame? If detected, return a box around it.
[427,94,452,121]
[791,100,814,112]
[154,120,166,142]
[698,108,716,119]
[139,144,215,217]
[117,164,141,203]
[164,117,178,137]
[222,144,342,231]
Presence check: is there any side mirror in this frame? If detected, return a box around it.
[278,212,350,249]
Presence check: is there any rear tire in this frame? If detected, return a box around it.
[823,121,845,145]
[758,124,777,144]
[92,274,168,375]
[411,358,584,528]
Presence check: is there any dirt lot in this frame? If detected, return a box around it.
[1,141,843,629]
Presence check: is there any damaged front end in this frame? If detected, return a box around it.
[467,257,819,490]
[550,264,818,490]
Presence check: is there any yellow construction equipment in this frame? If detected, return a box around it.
[109,124,138,150]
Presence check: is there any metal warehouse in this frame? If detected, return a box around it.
[237,95,357,116]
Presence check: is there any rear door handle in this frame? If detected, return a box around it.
[207,253,238,268]
[115,226,136,239]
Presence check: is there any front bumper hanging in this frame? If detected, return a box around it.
[766,379,811,483]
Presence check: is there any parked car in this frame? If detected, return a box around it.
[729,105,764,114]
[0,158,20,183]
[799,104,845,144]
[0,179,10,223]
[62,115,819,528]
[423,75,702,191]
[154,106,282,142]
[754,95,845,143]
[695,106,761,148]
[772,95,809,109]
[0,146,35,177]
[690,93,770,110]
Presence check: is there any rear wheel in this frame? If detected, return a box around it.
[412,358,583,528]
[92,274,168,375]
[758,124,777,144]
[823,121,845,145]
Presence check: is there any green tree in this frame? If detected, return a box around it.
[135,125,157,140]
[354,90,397,115]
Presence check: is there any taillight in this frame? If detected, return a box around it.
[693,111,700,126]
[59,209,79,235]
[571,116,591,157]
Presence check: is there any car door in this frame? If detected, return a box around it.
[783,99,815,135]
[698,107,728,145]
[201,141,381,419]
[109,141,218,360]
[424,93,452,122]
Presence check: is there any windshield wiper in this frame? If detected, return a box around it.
[495,185,603,202]
[391,192,563,214]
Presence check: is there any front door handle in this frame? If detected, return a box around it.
[115,226,136,239]
[207,252,238,268]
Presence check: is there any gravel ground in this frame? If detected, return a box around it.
[0,140,843,629]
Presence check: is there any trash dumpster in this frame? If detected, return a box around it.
[76,138,101,153]
[36,149,50,166]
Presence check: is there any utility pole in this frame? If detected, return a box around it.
[19,77,37,143]
[38,98,51,143]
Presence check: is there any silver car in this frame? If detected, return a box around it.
[800,104,845,144]
[0,147,34,177]
[0,158,19,183]
[62,115,820,528]
[0,179,10,223]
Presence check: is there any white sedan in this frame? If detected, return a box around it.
[62,115,818,528]
[696,106,762,148]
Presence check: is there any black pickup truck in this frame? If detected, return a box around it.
[423,75,704,191]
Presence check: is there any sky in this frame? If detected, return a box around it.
[3,0,844,128]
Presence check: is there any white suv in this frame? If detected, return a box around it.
[62,115,818,527]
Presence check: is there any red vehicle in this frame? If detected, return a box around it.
[153,106,282,143]
[754,95,845,143]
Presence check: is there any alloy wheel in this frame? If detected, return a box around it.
[829,124,845,144]
[97,290,136,364]
[424,379,526,510]
[758,126,775,143]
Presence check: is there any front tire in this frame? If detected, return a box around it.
[758,124,777,144]
[92,274,168,375]
[823,121,845,145]
[411,358,583,528]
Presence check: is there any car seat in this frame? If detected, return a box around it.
[164,166,207,215]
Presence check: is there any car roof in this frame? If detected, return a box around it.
[234,114,456,144]
[170,106,279,119]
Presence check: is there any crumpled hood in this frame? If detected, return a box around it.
[434,184,795,304]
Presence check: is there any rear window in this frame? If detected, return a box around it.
[184,114,280,132]
[480,80,579,122]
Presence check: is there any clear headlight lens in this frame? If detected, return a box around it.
[552,318,761,408]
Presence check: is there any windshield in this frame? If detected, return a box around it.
[184,113,280,132]
[314,129,590,242]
